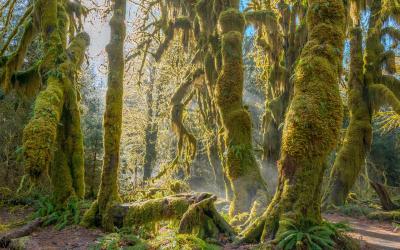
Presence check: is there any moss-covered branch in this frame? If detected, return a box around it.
[0,19,36,93]
[370,84,400,114]
[170,69,203,171]
[112,193,235,240]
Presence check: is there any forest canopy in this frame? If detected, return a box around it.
[0,0,400,249]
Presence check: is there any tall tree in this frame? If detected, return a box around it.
[241,0,346,242]
[82,0,126,231]
[325,0,400,206]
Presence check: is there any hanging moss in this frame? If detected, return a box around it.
[11,62,41,98]
[0,20,35,94]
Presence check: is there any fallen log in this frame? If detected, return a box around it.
[112,192,235,240]
[0,218,43,248]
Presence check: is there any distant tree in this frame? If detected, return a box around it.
[80,67,105,199]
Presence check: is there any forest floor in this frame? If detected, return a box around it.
[1,205,399,249]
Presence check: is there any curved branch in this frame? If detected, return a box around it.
[244,10,277,30]
[170,68,204,169]
[154,17,192,61]
[382,75,400,99]
[369,83,400,114]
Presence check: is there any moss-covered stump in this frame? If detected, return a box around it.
[112,193,235,240]
[239,0,347,245]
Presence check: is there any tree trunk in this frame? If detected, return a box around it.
[324,24,372,206]
[82,0,126,231]
[143,77,159,181]
[215,8,269,217]
[241,0,346,242]
[206,135,225,196]
[324,0,391,207]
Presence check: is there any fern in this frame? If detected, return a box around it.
[275,219,352,250]
[32,196,82,230]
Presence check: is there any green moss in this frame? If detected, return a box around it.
[23,75,65,180]
[123,197,191,227]
[218,8,245,33]
[149,232,221,250]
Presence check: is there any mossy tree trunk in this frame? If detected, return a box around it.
[324,0,400,206]
[82,0,126,231]
[324,4,372,206]
[241,0,346,242]
[215,7,269,217]
[21,0,89,206]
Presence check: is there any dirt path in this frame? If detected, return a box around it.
[2,206,400,249]
[325,213,400,250]
[0,205,103,250]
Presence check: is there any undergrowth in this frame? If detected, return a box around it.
[32,195,90,230]
[91,228,222,250]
